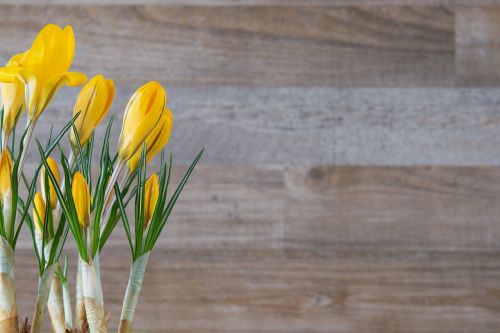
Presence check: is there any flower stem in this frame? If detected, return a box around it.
[100,173,127,233]
[17,121,34,180]
[62,278,73,331]
[104,160,125,211]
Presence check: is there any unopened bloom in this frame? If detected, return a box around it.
[0,149,12,200]
[143,174,159,229]
[33,192,46,234]
[70,75,114,148]
[118,81,167,164]
[1,52,29,137]
[1,82,24,136]
[127,108,173,171]
[72,172,90,229]
[0,24,87,120]
[40,157,60,209]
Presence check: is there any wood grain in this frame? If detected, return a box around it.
[2,1,500,5]
[456,6,500,85]
[15,165,500,250]
[0,5,454,86]
[4,3,500,333]
[15,247,500,333]
[19,86,500,166]
[285,166,500,250]
[12,165,500,332]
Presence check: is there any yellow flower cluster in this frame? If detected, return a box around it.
[0,22,194,333]
[0,24,172,230]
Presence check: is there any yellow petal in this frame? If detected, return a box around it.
[40,157,60,209]
[30,71,87,119]
[70,75,114,148]
[118,81,167,162]
[1,81,25,137]
[145,108,173,161]
[0,24,86,120]
[7,50,30,67]
[72,171,90,229]
[24,24,75,80]
[0,51,31,136]
[127,108,173,171]
[33,192,46,235]
[0,67,22,83]
[0,149,12,199]
[144,174,159,228]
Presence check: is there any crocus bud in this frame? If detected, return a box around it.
[1,82,24,136]
[1,52,28,137]
[0,149,12,200]
[40,157,60,210]
[72,172,90,229]
[118,81,167,164]
[70,75,114,148]
[143,174,159,229]
[33,192,46,235]
[127,108,173,172]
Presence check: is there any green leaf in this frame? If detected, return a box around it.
[147,149,204,251]
[36,140,88,262]
[114,183,134,259]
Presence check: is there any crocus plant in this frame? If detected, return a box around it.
[0,24,203,333]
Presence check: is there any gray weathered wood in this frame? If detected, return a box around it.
[15,165,500,250]
[284,166,500,250]
[12,165,500,332]
[2,0,500,5]
[5,4,500,333]
[456,6,500,85]
[21,87,500,166]
[0,5,454,87]
[15,247,500,333]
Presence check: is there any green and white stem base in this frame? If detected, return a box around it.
[47,275,66,333]
[118,252,150,333]
[81,255,109,333]
[62,278,72,331]
[75,256,86,331]
[31,264,56,333]
[0,237,18,333]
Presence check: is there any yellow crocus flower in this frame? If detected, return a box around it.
[143,174,159,229]
[40,157,60,210]
[33,192,46,235]
[0,24,87,120]
[0,149,12,200]
[1,82,25,136]
[1,52,29,137]
[72,172,90,229]
[118,81,167,164]
[127,108,173,171]
[70,75,115,148]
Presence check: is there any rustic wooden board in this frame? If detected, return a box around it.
[3,0,500,5]
[284,166,500,250]
[15,246,500,333]
[0,5,454,87]
[15,165,500,250]
[4,3,500,333]
[17,86,500,166]
[456,6,500,86]
[11,165,500,332]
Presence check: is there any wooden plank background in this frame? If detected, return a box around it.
[0,2,499,332]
